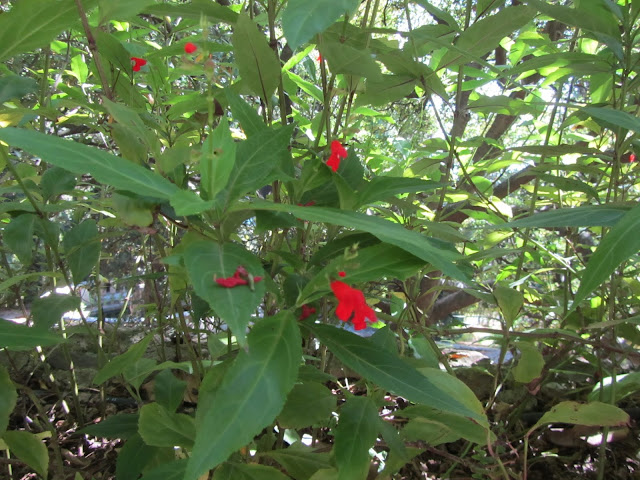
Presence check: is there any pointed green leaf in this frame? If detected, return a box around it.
[321,39,381,79]
[4,213,36,265]
[213,463,290,480]
[224,91,267,137]
[0,75,38,104]
[80,413,139,440]
[529,401,629,434]
[0,365,17,436]
[278,382,336,428]
[582,106,640,134]
[239,202,470,282]
[0,0,94,62]
[513,342,545,384]
[262,445,332,480]
[138,402,195,449]
[304,323,487,425]
[0,319,64,350]
[153,369,187,413]
[572,203,640,310]
[2,430,48,478]
[356,75,416,107]
[31,294,81,330]
[201,118,236,199]
[183,241,265,348]
[41,167,77,201]
[493,283,523,327]
[93,333,154,385]
[283,0,361,50]
[357,177,443,206]
[63,220,101,284]
[185,313,301,480]
[233,14,281,101]
[115,433,163,480]
[139,459,188,480]
[0,128,180,200]
[144,0,238,24]
[334,396,379,480]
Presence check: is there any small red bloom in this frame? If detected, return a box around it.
[338,271,346,277]
[131,57,147,72]
[299,304,317,320]
[330,280,377,331]
[630,154,636,163]
[317,54,323,62]
[326,140,348,172]
[297,201,316,207]
[215,265,262,288]
[184,42,197,54]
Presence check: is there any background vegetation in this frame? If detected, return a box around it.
[0,0,639,478]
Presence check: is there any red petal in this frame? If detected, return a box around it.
[326,153,341,172]
[184,42,197,54]
[330,140,348,158]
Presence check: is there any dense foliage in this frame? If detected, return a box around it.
[0,0,639,478]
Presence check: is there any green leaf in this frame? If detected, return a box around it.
[262,445,332,480]
[213,463,290,480]
[357,177,443,206]
[278,382,336,428]
[413,0,460,31]
[4,213,35,265]
[183,241,265,348]
[219,124,294,208]
[232,14,281,101]
[224,91,267,137]
[572,203,640,310]
[185,313,301,480]
[0,128,180,200]
[138,402,195,449]
[513,342,544,384]
[153,369,187,413]
[0,365,17,436]
[169,190,215,217]
[588,372,640,403]
[526,0,620,38]
[80,413,139,440]
[93,333,154,385]
[492,283,523,327]
[438,6,535,69]
[123,358,158,391]
[355,75,416,107]
[282,0,361,50]
[31,294,80,330]
[529,401,630,434]
[0,75,38,104]
[0,0,94,62]
[334,396,379,480]
[98,0,156,24]
[240,202,470,283]
[398,405,490,445]
[320,38,381,79]
[115,433,162,480]
[63,220,101,284]
[144,0,238,24]
[499,204,630,228]
[0,319,64,350]
[139,459,188,480]
[582,106,640,135]
[2,430,48,478]
[201,118,236,199]
[41,167,76,201]
[304,323,487,425]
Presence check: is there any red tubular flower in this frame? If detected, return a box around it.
[131,57,147,72]
[215,265,262,288]
[299,304,317,320]
[330,280,377,330]
[184,42,197,54]
[326,140,348,172]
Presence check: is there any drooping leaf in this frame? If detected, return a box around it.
[571,203,640,310]
[63,220,101,284]
[232,14,281,101]
[80,413,140,440]
[582,106,640,135]
[185,313,301,480]
[0,365,17,436]
[98,0,156,24]
[304,322,487,425]
[0,128,180,200]
[115,433,164,480]
[240,201,471,282]
[278,382,336,428]
[334,396,379,480]
[31,294,80,330]
[262,445,332,480]
[201,118,236,199]
[93,333,154,385]
[4,213,36,265]
[493,283,523,327]
[282,0,361,50]
[153,369,187,413]
[183,241,266,348]
[224,91,267,137]
[41,167,77,201]
[398,405,490,445]
[529,401,630,434]
[2,430,48,478]
[513,342,544,384]
[0,0,95,62]
[355,75,417,107]
[0,319,64,350]
[0,75,38,104]
[357,177,443,206]
[138,402,195,449]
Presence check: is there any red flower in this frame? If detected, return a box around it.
[317,54,323,62]
[131,57,147,72]
[330,280,377,330]
[299,304,317,320]
[297,201,316,207]
[326,140,348,172]
[215,265,263,288]
[630,154,636,163]
[338,271,346,277]
[184,42,197,54]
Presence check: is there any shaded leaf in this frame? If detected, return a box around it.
[0,365,17,436]
[513,342,544,384]
[0,319,64,350]
[529,401,630,434]
[31,294,80,330]
[262,445,332,480]
[63,220,101,284]
[93,333,153,385]
[4,213,35,265]
[80,413,139,440]
[499,204,630,228]
[278,382,336,428]
[2,430,48,478]
[138,402,195,449]
[153,369,187,413]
